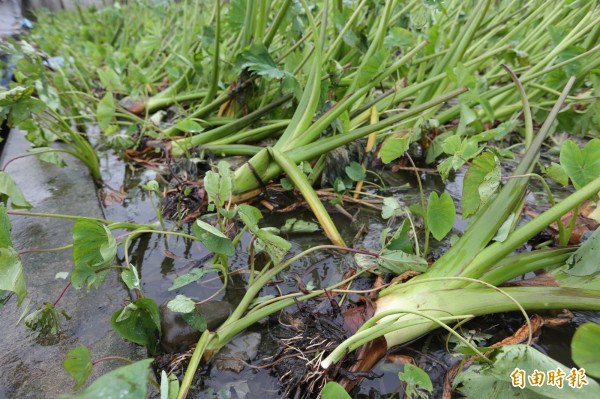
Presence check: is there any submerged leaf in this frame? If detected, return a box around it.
[168,267,212,291]
[280,218,320,234]
[167,294,196,313]
[59,359,154,399]
[64,346,93,390]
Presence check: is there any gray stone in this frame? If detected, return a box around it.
[0,130,144,398]
[159,300,233,353]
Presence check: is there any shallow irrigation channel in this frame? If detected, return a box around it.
[96,147,599,398]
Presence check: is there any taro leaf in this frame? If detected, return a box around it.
[560,139,600,190]
[160,370,180,399]
[380,136,409,164]
[238,43,293,81]
[321,382,351,399]
[345,161,366,181]
[0,171,33,209]
[167,294,196,313]
[71,220,117,290]
[398,363,433,398]
[204,161,232,209]
[174,119,204,133]
[382,197,403,219]
[64,346,93,390]
[192,219,235,256]
[96,92,115,132]
[462,152,500,218]
[0,247,27,306]
[376,249,428,275]
[111,298,161,354]
[28,147,67,168]
[453,344,600,398]
[121,265,140,291]
[168,267,212,291]
[181,308,207,332]
[58,358,154,399]
[427,192,456,241]
[544,162,569,187]
[24,302,67,337]
[255,228,291,264]
[572,322,600,378]
[280,218,320,234]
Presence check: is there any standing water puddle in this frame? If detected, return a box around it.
[94,147,598,398]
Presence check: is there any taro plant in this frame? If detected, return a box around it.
[315,79,600,396]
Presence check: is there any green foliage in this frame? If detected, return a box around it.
[382,197,403,220]
[181,308,207,333]
[380,137,410,164]
[111,298,161,354]
[71,220,117,289]
[168,267,213,291]
[237,43,294,82]
[160,370,180,399]
[0,172,33,209]
[192,219,235,256]
[64,346,93,390]
[0,85,46,127]
[59,359,154,399]
[454,345,600,398]
[24,302,70,337]
[204,161,233,210]
[280,218,320,234]
[174,120,204,133]
[560,139,600,190]
[321,381,351,399]
[0,205,27,305]
[238,204,291,263]
[121,265,141,291]
[355,249,428,275]
[462,152,501,218]
[167,294,196,313]
[96,92,115,132]
[345,161,366,181]
[427,192,456,241]
[398,363,433,399]
[572,323,600,378]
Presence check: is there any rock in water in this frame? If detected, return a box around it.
[159,300,233,353]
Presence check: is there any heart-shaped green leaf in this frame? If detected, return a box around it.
[560,139,600,189]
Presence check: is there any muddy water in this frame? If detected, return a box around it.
[98,151,596,398]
